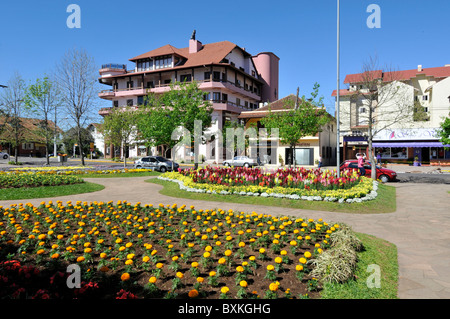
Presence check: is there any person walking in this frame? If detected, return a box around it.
[358,155,366,177]
[376,151,381,165]
[318,154,323,169]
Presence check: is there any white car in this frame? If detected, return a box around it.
[0,151,9,159]
[223,156,258,168]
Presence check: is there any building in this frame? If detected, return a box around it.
[333,64,450,163]
[0,117,62,157]
[97,32,279,162]
[238,94,337,167]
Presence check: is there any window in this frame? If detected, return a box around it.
[222,93,228,102]
[127,99,133,106]
[422,95,428,101]
[212,92,221,101]
[203,92,210,101]
[213,71,221,81]
[147,81,154,88]
[236,98,241,106]
[180,74,192,82]
[137,96,145,105]
[22,143,34,150]
[113,100,119,107]
[359,107,366,113]
[127,81,134,89]
[204,72,211,80]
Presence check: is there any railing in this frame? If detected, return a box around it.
[101,63,127,70]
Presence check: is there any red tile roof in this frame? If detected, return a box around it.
[343,66,450,84]
[331,89,358,97]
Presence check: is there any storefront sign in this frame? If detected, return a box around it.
[374,128,438,141]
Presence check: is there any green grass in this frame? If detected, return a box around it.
[320,232,398,299]
[146,178,397,214]
[0,182,105,200]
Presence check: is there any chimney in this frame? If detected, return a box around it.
[417,65,423,72]
[189,30,202,54]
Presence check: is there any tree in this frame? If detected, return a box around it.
[261,84,330,167]
[54,48,98,165]
[351,56,415,180]
[437,117,450,151]
[138,81,212,169]
[62,127,94,157]
[101,107,140,168]
[0,72,27,163]
[23,76,62,165]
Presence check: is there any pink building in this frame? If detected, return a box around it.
[98,32,279,160]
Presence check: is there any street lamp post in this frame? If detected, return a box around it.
[336,0,341,178]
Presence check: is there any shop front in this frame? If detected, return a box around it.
[373,128,450,164]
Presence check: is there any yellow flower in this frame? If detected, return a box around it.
[77,256,85,262]
[267,264,274,271]
[191,261,199,268]
[188,289,199,298]
[176,272,184,279]
[224,250,232,257]
[296,264,304,271]
[221,286,229,294]
[218,258,226,265]
[209,271,216,277]
[121,273,130,281]
[304,251,312,258]
[156,263,163,269]
[269,282,279,291]
[299,257,307,264]
[239,280,248,288]
[51,253,59,259]
[236,266,244,273]
[125,259,133,265]
[274,257,282,264]
[149,276,157,284]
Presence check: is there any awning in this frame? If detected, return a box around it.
[372,141,450,148]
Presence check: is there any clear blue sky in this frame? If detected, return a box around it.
[1,0,449,117]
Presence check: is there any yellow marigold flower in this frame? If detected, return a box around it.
[290,240,297,246]
[280,250,287,255]
[83,242,91,248]
[149,276,157,284]
[236,266,244,273]
[188,289,199,298]
[197,277,204,283]
[238,241,245,248]
[218,258,226,265]
[142,256,150,262]
[84,248,92,253]
[209,271,216,277]
[156,263,163,269]
[191,261,199,268]
[121,273,130,281]
[203,252,211,258]
[239,280,248,288]
[125,259,133,265]
[299,257,307,264]
[221,286,229,294]
[176,272,184,279]
[304,251,312,258]
[51,253,59,259]
[259,248,266,254]
[77,256,85,262]
[100,253,107,259]
[269,282,279,291]
[296,264,304,271]
[224,250,232,257]
[274,257,282,264]
[267,264,274,271]
[172,256,179,261]
[205,245,212,252]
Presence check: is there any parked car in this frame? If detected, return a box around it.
[340,160,397,183]
[134,156,179,173]
[223,156,258,168]
[0,151,9,159]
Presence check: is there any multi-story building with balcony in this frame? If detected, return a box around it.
[333,64,450,163]
[97,33,279,161]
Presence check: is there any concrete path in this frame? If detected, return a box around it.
[0,176,449,299]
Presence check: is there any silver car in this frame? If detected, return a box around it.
[0,151,9,159]
[134,156,179,173]
[223,156,258,168]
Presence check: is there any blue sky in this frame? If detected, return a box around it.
[1,0,449,117]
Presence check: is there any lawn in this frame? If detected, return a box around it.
[147,178,397,214]
[0,182,105,200]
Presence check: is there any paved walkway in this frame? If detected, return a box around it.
[0,176,449,299]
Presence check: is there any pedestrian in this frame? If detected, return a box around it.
[376,151,381,165]
[358,154,366,177]
[318,154,323,169]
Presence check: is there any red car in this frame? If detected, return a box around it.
[340,160,397,183]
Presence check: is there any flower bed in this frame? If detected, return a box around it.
[0,200,348,299]
[159,167,378,202]
[0,172,84,189]
[6,167,153,175]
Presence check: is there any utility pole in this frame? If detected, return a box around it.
[336,0,341,177]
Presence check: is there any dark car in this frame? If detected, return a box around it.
[340,160,397,183]
[134,156,179,173]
